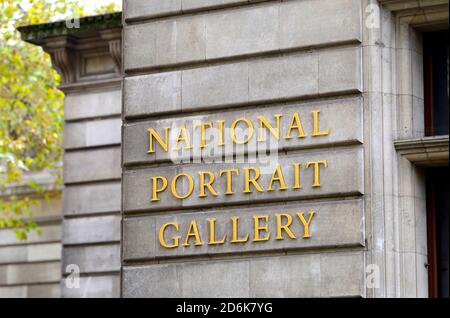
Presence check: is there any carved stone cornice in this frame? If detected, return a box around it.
[395,135,449,166]
[43,37,76,84]
[17,13,123,87]
[100,29,122,73]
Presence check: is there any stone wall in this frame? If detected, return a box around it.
[122,0,366,298]
[0,173,62,298]
[61,85,122,298]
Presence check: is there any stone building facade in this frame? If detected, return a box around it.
[0,0,447,298]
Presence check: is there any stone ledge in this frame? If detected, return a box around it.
[394,135,449,166]
[17,12,122,46]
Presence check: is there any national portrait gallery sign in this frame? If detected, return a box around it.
[122,97,364,260]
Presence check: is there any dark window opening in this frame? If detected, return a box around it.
[423,30,449,137]
[426,167,449,298]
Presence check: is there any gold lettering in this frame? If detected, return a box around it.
[216,120,225,147]
[306,160,328,188]
[208,218,226,245]
[253,215,270,242]
[293,163,302,189]
[173,124,192,150]
[297,211,316,238]
[171,173,194,199]
[275,214,296,240]
[151,176,168,202]
[194,122,213,149]
[243,167,264,193]
[230,118,254,145]
[219,169,239,195]
[285,113,306,139]
[159,222,180,248]
[268,164,288,191]
[258,114,282,142]
[183,220,203,246]
[312,111,330,137]
[199,171,219,198]
[231,217,249,243]
[148,128,169,153]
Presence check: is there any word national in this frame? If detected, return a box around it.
[147,110,330,154]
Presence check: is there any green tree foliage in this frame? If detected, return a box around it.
[0,0,120,240]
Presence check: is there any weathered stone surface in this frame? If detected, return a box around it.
[123,252,364,297]
[64,182,121,215]
[123,199,364,260]
[124,48,362,117]
[63,215,121,245]
[123,0,361,71]
[182,0,246,11]
[0,286,27,298]
[62,244,120,273]
[64,118,121,150]
[123,96,363,165]
[27,243,61,262]
[123,147,364,213]
[124,0,252,21]
[248,53,319,101]
[27,283,60,298]
[124,71,181,117]
[205,5,279,59]
[319,47,363,94]
[64,89,121,121]
[0,224,61,246]
[63,147,121,184]
[0,262,60,285]
[181,61,249,111]
[27,196,62,220]
[279,0,361,50]
[61,275,120,298]
[125,0,181,20]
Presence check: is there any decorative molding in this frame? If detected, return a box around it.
[49,47,75,84]
[395,135,449,166]
[18,14,123,87]
[108,39,122,72]
[379,0,449,12]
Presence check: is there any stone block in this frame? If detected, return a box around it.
[62,244,120,273]
[63,215,121,245]
[123,199,364,260]
[123,0,362,71]
[0,286,26,298]
[0,224,61,246]
[280,0,361,50]
[124,71,182,117]
[319,47,363,94]
[27,283,60,298]
[123,251,364,297]
[62,275,120,298]
[248,53,319,101]
[124,48,362,117]
[64,182,121,215]
[205,5,279,59]
[64,89,121,121]
[123,147,364,213]
[63,147,121,184]
[123,96,363,166]
[181,62,249,111]
[1,262,60,285]
[125,0,182,20]
[64,118,121,150]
